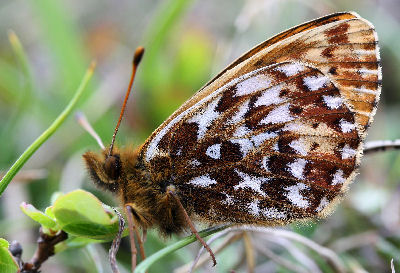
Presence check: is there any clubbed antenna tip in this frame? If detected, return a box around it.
[133,47,145,66]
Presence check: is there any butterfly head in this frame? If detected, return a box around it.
[83,146,123,193]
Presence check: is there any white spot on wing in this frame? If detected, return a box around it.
[188,97,221,140]
[287,158,307,180]
[234,170,268,197]
[188,175,217,187]
[206,144,221,159]
[316,197,329,212]
[260,103,294,125]
[332,169,346,185]
[262,207,287,219]
[354,86,376,94]
[248,199,260,216]
[230,99,250,124]
[354,49,374,55]
[339,119,356,133]
[251,131,278,147]
[254,85,284,107]
[289,138,308,156]
[358,68,378,75]
[272,142,279,152]
[341,144,357,159]
[284,183,310,208]
[145,95,221,161]
[236,75,271,96]
[275,63,305,76]
[303,75,329,91]
[233,125,251,137]
[282,122,302,132]
[322,95,343,109]
[262,156,269,172]
[221,192,235,206]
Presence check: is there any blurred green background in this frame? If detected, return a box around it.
[1,0,400,272]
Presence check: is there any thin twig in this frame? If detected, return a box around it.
[255,241,309,273]
[364,140,400,155]
[109,208,125,273]
[180,232,242,273]
[19,229,68,272]
[205,227,345,273]
[258,228,345,273]
[328,231,378,253]
[258,235,322,273]
[243,232,255,273]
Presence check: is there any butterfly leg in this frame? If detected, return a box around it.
[125,205,147,271]
[125,205,138,272]
[167,186,217,266]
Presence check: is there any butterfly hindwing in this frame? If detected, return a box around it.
[140,62,358,224]
[139,12,381,225]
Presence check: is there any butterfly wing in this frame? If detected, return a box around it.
[147,12,380,136]
[139,12,381,224]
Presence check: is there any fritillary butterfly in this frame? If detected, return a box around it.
[83,11,381,262]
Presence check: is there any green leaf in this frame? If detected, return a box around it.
[52,190,120,240]
[0,239,9,248]
[20,202,58,230]
[45,206,55,219]
[0,239,18,273]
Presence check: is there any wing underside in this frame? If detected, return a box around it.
[140,12,381,224]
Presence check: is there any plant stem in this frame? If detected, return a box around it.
[0,61,96,196]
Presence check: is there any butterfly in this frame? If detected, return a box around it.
[83,11,381,264]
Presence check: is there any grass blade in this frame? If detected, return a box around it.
[0,61,96,196]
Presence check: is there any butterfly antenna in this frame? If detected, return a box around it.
[76,111,105,150]
[108,46,145,157]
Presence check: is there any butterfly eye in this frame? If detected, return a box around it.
[104,155,121,181]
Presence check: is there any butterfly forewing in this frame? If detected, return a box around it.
[139,12,381,225]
